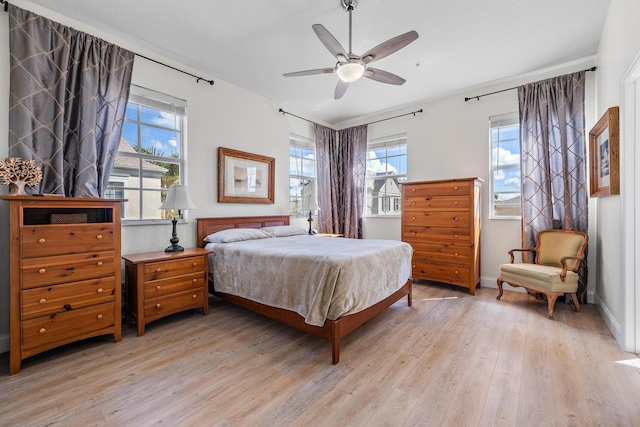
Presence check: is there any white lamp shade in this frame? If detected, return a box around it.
[336,61,365,83]
[160,185,197,210]
[302,196,319,211]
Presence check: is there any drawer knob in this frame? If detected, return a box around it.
[96,261,103,266]
[38,238,46,244]
[411,216,416,220]
[156,303,161,308]
[411,231,416,235]
[193,262,197,266]
[454,186,459,190]
[39,328,46,334]
[411,188,416,192]
[193,294,197,299]
[39,298,46,304]
[411,201,416,206]
[97,288,103,293]
[156,268,162,273]
[97,314,103,319]
[453,217,459,221]
[193,278,197,283]
[454,252,459,256]
[454,270,459,274]
[156,285,161,290]
[38,268,46,274]
[96,234,103,239]
[454,234,459,238]
[454,201,459,205]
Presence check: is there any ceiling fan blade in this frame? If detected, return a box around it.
[334,80,349,99]
[313,24,349,62]
[361,30,419,64]
[364,68,406,85]
[283,68,335,77]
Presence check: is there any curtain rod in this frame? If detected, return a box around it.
[0,1,214,85]
[464,66,597,102]
[278,108,423,129]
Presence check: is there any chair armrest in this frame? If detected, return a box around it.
[507,248,536,263]
[559,255,585,280]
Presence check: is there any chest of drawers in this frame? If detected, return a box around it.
[3,196,123,375]
[401,178,482,295]
[123,248,211,336]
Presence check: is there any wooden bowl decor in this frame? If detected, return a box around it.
[0,157,43,196]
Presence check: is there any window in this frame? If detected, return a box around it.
[289,135,316,217]
[106,86,187,222]
[365,134,407,217]
[490,113,521,218]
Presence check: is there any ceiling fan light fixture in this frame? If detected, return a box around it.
[336,60,365,82]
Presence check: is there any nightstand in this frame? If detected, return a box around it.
[315,233,344,238]
[123,248,212,336]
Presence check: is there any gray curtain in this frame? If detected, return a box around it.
[315,124,368,238]
[518,71,589,302]
[8,5,134,197]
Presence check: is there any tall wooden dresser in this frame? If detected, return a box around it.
[3,195,123,375]
[401,178,482,295]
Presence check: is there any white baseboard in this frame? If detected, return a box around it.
[480,276,526,293]
[594,294,622,345]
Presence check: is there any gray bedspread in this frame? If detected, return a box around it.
[206,236,413,326]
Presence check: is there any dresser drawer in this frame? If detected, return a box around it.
[412,261,470,286]
[403,180,470,198]
[21,251,116,289]
[22,302,115,352]
[402,226,470,244]
[144,289,205,319]
[403,195,470,211]
[145,272,206,299]
[21,277,115,320]
[411,243,472,265]
[402,211,470,228]
[144,256,206,281]
[21,225,115,258]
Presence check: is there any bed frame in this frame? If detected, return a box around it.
[196,215,412,364]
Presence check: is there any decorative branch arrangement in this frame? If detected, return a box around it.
[0,157,43,195]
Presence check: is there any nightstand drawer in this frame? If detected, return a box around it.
[144,272,206,299]
[21,276,115,320]
[143,256,206,281]
[21,251,116,289]
[21,225,115,258]
[22,302,116,352]
[144,289,205,318]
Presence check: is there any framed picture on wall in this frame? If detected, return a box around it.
[589,106,620,197]
[218,147,275,203]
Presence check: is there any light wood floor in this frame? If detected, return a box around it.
[1,281,639,426]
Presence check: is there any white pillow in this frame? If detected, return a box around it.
[204,228,274,243]
[261,225,308,237]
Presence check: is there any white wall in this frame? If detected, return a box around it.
[358,63,596,294]
[593,0,640,350]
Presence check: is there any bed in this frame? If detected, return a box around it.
[196,215,413,364]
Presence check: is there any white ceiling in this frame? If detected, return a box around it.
[24,0,610,126]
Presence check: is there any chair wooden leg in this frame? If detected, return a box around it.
[546,291,560,319]
[569,292,581,313]
[496,278,504,300]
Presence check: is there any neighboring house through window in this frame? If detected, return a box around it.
[490,112,521,218]
[365,134,407,216]
[106,86,187,222]
[289,135,316,217]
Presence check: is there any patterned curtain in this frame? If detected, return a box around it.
[8,5,134,197]
[518,71,589,302]
[315,124,368,238]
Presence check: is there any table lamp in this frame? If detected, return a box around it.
[302,195,319,235]
[159,185,197,252]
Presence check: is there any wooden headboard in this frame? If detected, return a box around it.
[196,215,290,248]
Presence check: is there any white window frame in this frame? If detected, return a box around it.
[489,112,521,219]
[108,85,188,225]
[365,134,407,218]
[289,134,317,218]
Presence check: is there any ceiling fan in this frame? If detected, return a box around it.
[283,0,419,99]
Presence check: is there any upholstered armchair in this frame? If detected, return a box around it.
[496,230,588,319]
